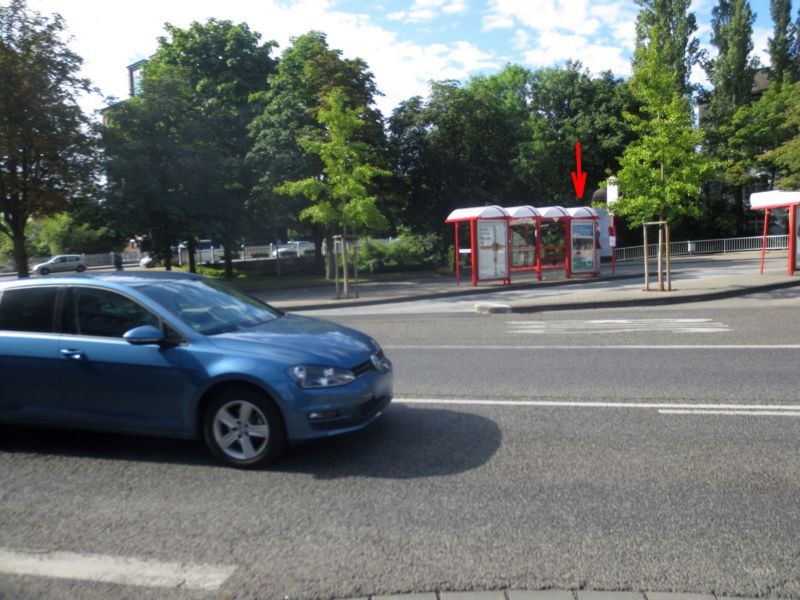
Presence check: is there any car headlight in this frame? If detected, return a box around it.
[287,365,356,388]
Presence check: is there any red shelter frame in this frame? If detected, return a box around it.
[506,205,543,280]
[537,206,572,278]
[445,205,511,286]
[750,191,800,275]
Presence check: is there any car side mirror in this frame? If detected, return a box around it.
[123,325,166,346]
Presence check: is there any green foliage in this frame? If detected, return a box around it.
[615,40,717,227]
[103,18,276,275]
[33,213,117,255]
[387,63,636,235]
[707,0,759,119]
[0,0,98,275]
[276,88,390,235]
[182,264,246,279]
[634,0,701,96]
[759,81,800,188]
[719,81,796,188]
[248,31,383,245]
[768,0,797,83]
[357,229,445,273]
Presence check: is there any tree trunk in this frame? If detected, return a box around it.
[341,225,350,299]
[187,238,197,273]
[324,236,334,280]
[12,223,29,278]
[223,244,234,279]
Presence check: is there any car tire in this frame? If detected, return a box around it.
[76,265,86,272]
[203,387,286,468]
[39,268,49,276]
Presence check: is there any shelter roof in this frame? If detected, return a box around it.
[445,205,509,222]
[505,205,541,220]
[750,191,800,209]
[566,206,599,218]
[537,206,570,220]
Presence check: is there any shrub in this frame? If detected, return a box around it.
[356,229,446,273]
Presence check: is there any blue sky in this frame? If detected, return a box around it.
[26,0,778,117]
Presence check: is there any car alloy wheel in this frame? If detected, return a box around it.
[76,265,85,272]
[203,388,285,468]
[39,268,49,276]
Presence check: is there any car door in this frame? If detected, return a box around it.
[52,256,70,273]
[0,285,63,421]
[57,285,195,434]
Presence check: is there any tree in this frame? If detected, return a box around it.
[33,212,117,255]
[707,0,759,119]
[614,42,716,229]
[0,0,97,277]
[153,20,277,277]
[103,64,201,268]
[386,63,636,238]
[759,81,800,188]
[769,0,797,83]
[248,31,384,273]
[275,88,389,297]
[634,0,701,97]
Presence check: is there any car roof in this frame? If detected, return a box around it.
[0,270,203,291]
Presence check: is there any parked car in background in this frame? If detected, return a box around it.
[139,254,161,268]
[272,241,315,258]
[0,271,393,468]
[31,254,85,276]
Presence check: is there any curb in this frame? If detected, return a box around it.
[506,278,800,314]
[274,272,644,312]
[344,591,756,600]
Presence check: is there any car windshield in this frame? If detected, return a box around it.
[136,278,283,335]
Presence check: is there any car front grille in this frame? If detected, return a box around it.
[352,360,373,377]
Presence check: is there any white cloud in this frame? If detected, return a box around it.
[484,0,625,36]
[751,26,772,67]
[482,13,515,31]
[26,0,497,119]
[387,0,468,23]
[521,30,631,76]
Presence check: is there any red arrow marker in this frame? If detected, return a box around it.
[571,142,588,199]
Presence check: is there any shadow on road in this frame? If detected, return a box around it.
[277,404,502,479]
[0,404,501,477]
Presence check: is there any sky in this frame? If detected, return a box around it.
[26,0,778,118]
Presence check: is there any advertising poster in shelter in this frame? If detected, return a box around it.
[476,220,509,280]
[570,221,596,273]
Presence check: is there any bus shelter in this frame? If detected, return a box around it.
[537,206,572,277]
[445,205,511,286]
[750,190,800,275]
[566,206,600,277]
[506,205,542,279]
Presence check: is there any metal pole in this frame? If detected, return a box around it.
[760,208,769,275]
[657,224,664,292]
[643,225,649,291]
[665,222,671,291]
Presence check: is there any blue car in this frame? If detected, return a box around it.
[0,272,392,468]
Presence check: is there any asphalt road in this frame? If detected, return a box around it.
[1,291,800,599]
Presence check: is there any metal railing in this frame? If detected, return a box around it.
[614,235,789,262]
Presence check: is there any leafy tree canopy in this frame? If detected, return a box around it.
[0,0,98,276]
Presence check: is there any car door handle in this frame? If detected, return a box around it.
[60,349,86,360]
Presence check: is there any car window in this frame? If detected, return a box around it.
[136,279,282,335]
[0,287,59,333]
[63,287,160,338]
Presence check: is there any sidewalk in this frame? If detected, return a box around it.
[258,252,800,313]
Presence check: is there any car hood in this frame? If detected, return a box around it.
[205,313,379,367]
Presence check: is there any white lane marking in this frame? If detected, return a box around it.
[507,318,731,334]
[384,344,800,350]
[395,398,800,411]
[659,409,800,417]
[0,548,236,591]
